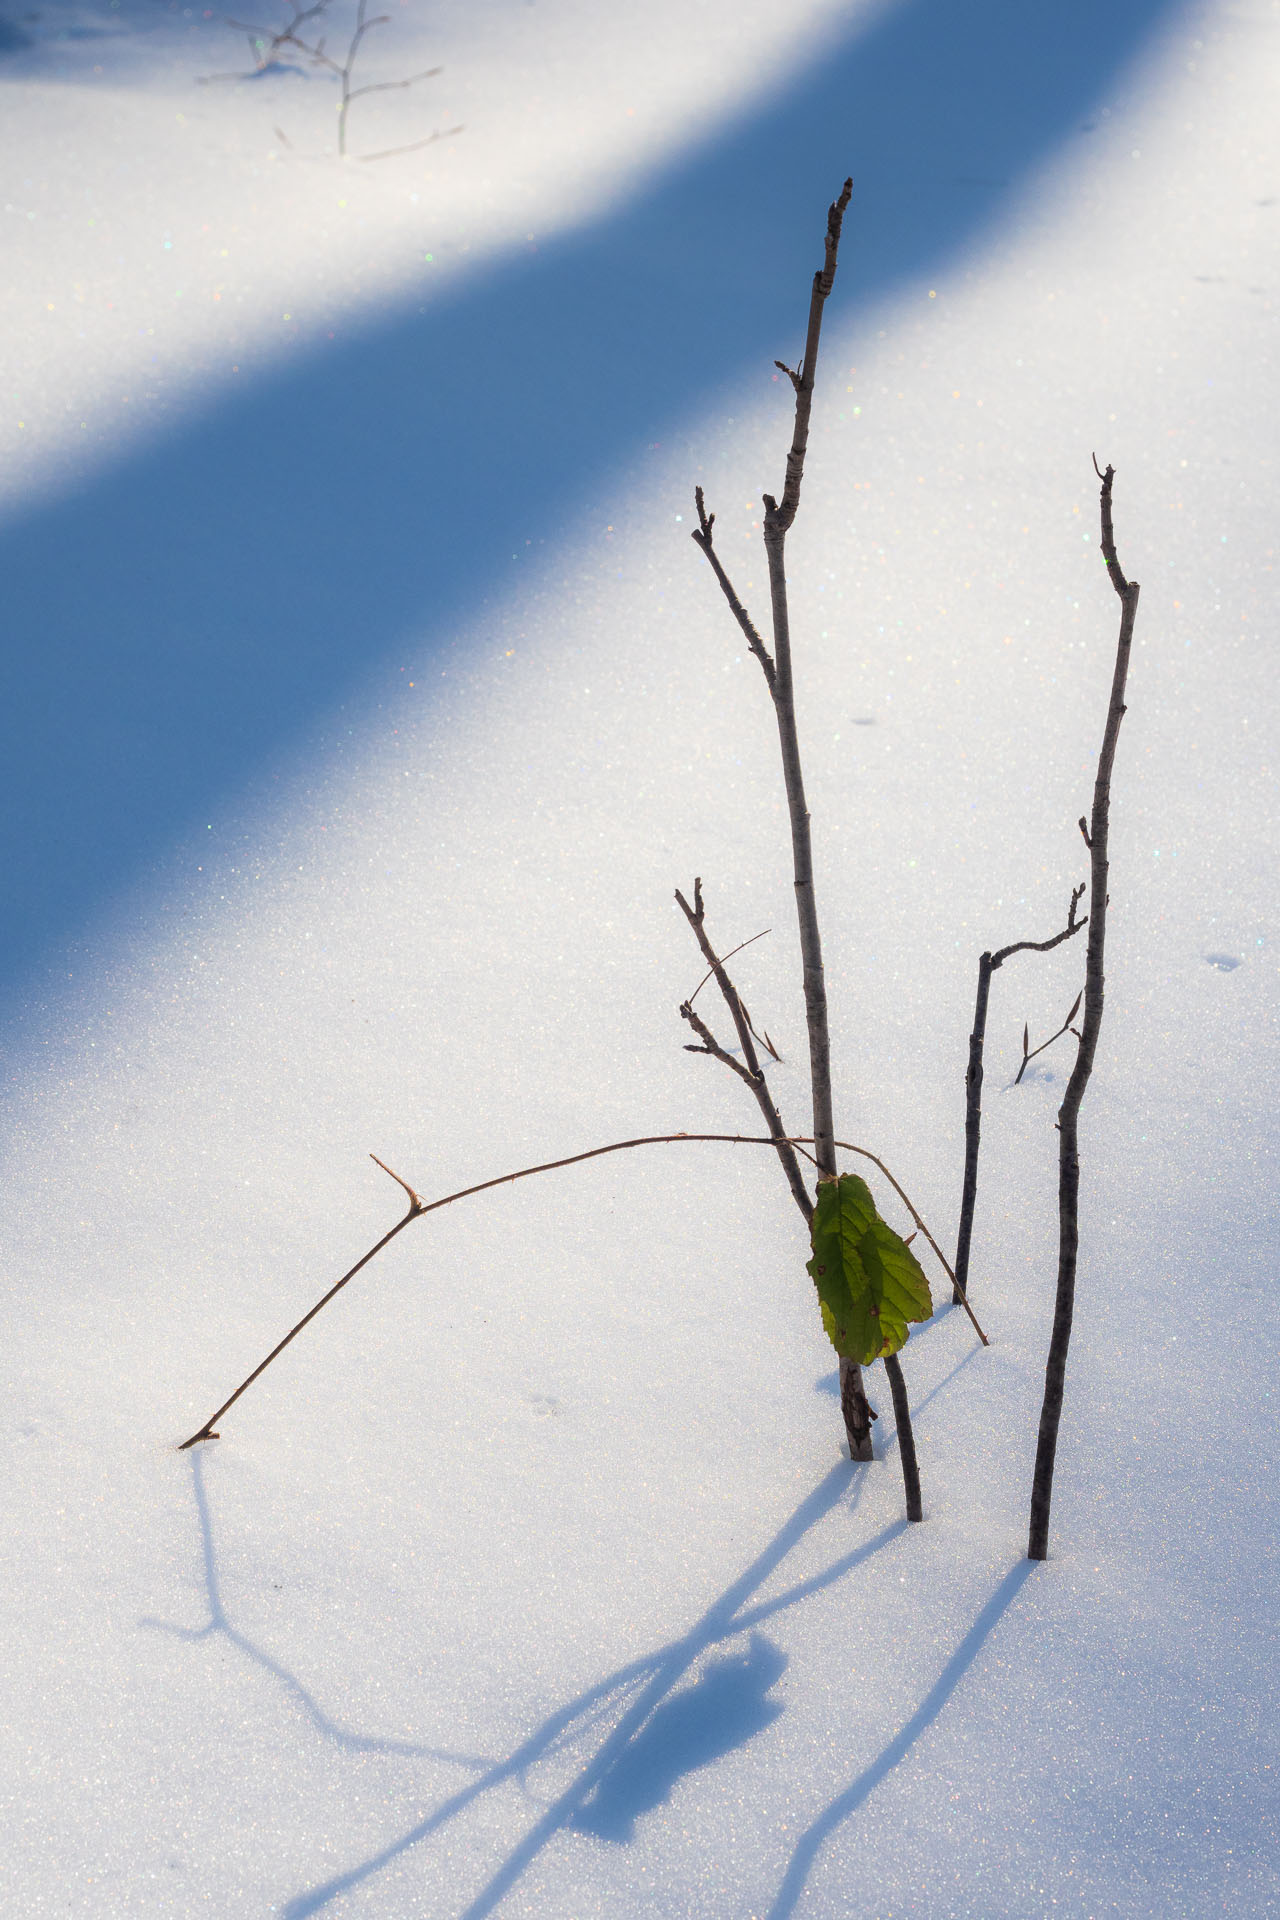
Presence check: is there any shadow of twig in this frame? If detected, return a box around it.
[283,1465,901,1917]
[142,1450,491,1766]
[158,1332,986,1915]
[765,1560,1036,1918]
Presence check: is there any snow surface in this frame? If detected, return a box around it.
[3,0,1279,1914]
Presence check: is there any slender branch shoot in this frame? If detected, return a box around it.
[1028,460,1140,1561]
[1012,991,1083,1086]
[690,487,776,690]
[952,884,1087,1307]
[178,1129,965,1450]
[676,881,813,1222]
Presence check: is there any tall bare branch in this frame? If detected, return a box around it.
[1028,460,1140,1561]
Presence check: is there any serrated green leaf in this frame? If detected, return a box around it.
[805,1172,934,1364]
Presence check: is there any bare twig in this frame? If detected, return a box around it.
[1028,460,1140,1562]
[177,1129,968,1450]
[690,488,776,691]
[1012,990,1083,1086]
[676,880,812,1222]
[218,0,447,157]
[757,179,851,1183]
[953,884,1086,1307]
[883,1353,922,1521]
[689,179,890,1475]
[178,1154,424,1449]
[359,123,462,163]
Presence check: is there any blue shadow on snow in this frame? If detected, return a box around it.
[571,1633,788,1844]
[1,0,1184,1013]
[766,1558,1035,1917]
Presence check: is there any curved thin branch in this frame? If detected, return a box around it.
[178,1127,983,1449]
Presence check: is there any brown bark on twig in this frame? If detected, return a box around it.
[676,879,812,1223]
[953,886,1086,1305]
[690,181,888,1471]
[178,1154,426,1448]
[1012,988,1083,1087]
[1027,459,1140,1561]
[177,1129,960,1451]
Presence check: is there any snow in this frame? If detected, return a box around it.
[2,0,1278,1914]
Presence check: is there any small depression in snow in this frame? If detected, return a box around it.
[1204,953,1243,972]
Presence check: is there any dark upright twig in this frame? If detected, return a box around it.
[689,182,918,1491]
[953,886,1086,1305]
[1027,460,1140,1561]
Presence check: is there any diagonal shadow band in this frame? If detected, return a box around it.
[277,1464,889,1916]
[2,0,1184,1014]
[283,1343,974,1915]
[766,1558,1036,1918]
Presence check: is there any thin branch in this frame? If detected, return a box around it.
[178,1154,424,1449]
[754,180,874,1464]
[952,884,1087,1308]
[1028,460,1140,1561]
[679,999,760,1088]
[676,880,812,1222]
[1012,991,1082,1086]
[768,176,852,533]
[989,883,1087,970]
[177,1130,975,1449]
[347,63,440,101]
[690,487,776,691]
[684,926,780,1062]
[359,124,462,162]
[883,1354,922,1521]
[687,927,769,1009]
[759,177,852,1184]
[827,1140,988,1347]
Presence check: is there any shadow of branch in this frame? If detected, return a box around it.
[283,1461,902,1917]
[765,1559,1036,1919]
[141,1449,492,1767]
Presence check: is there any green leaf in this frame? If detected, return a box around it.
[805,1173,934,1364]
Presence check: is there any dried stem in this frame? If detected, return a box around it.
[690,489,775,691]
[676,880,812,1222]
[1012,989,1083,1086]
[1028,460,1140,1561]
[177,1129,961,1450]
[883,1353,922,1521]
[220,0,446,158]
[178,1154,425,1448]
[692,180,883,1467]
[953,885,1086,1305]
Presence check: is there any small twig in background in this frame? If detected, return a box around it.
[1028,458,1140,1562]
[213,0,451,159]
[952,884,1086,1307]
[1012,990,1083,1087]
